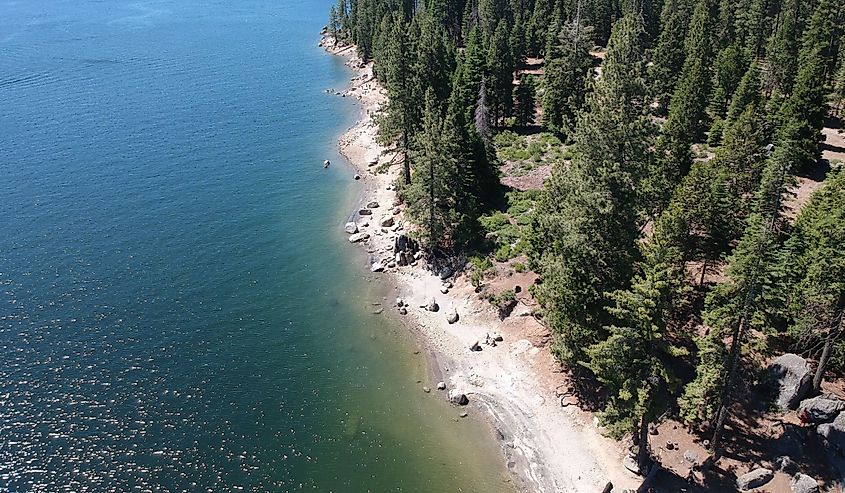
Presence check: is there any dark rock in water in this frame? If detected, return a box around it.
[791,473,820,493]
[798,394,845,423]
[767,353,813,410]
[736,468,773,491]
[448,390,469,406]
[422,386,431,393]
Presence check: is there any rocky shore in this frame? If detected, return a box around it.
[320,34,640,493]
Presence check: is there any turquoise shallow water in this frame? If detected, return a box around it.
[0,1,512,491]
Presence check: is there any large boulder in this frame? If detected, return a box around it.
[817,411,845,453]
[344,222,358,234]
[446,306,459,324]
[767,354,813,410]
[425,297,438,312]
[448,390,469,406]
[798,394,845,424]
[348,232,370,243]
[736,468,773,491]
[379,216,394,227]
[790,474,820,493]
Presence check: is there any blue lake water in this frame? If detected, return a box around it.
[0,1,511,491]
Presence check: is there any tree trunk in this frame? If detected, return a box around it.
[814,308,844,393]
[699,258,708,286]
[402,131,411,185]
[710,312,750,456]
[637,414,650,470]
[428,157,435,248]
[813,338,833,394]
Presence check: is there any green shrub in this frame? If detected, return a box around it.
[512,262,526,272]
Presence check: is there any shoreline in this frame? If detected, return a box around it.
[321,36,640,493]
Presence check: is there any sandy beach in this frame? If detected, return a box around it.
[321,36,641,493]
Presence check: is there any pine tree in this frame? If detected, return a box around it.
[377,15,417,185]
[724,61,762,126]
[530,13,654,365]
[541,17,594,135]
[488,21,515,126]
[733,0,766,57]
[707,43,749,144]
[405,90,459,250]
[780,169,845,393]
[762,0,801,96]
[714,105,767,222]
[660,0,715,184]
[681,149,792,455]
[587,240,683,470]
[648,0,692,116]
[775,0,838,169]
[514,74,537,126]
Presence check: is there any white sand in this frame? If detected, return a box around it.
[322,36,640,493]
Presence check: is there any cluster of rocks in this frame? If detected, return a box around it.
[736,466,820,493]
[732,353,838,493]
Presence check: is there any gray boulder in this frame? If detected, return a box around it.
[798,394,845,423]
[774,455,798,474]
[366,200,379,208]
[448,390,469,406]
[358,208,372,216]
[436,381,446,390]
[344,222,358,234]
[817,411,845,452]
[370,261,384,272]
[446,307,459,324]
[425,297,438,312]
[736,468,773,491]
[439,267,453,280]
[348,232,370,243]
[768,354,813,410]
[790,474,819,493]
[379,216,394,227]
